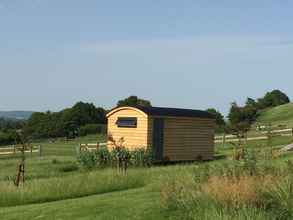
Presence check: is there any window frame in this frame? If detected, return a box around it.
[116,117,138,128]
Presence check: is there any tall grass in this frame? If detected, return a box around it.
[0,169,148,207]
[160,160,293,220]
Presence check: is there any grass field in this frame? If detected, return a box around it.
[257,103,293,128]
[1,134,293,219]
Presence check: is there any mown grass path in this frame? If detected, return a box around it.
[0,187,164,220]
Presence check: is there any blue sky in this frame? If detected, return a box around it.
[1,0,293,114]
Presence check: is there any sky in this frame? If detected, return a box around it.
[1,0,293,115]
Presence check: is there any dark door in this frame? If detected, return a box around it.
[153,118,164,161]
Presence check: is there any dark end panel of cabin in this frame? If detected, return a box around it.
[152,118,164,161]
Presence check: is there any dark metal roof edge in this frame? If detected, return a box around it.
[108,105,215,119]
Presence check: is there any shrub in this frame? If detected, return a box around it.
[77,151,97,169]
[0,131,15,146]
[131,148,154,167]
[79,124,106,136]
[95,147,112,167]
[77,147,154,170]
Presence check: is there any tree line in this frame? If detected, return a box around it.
[207,89,290,133]
[0,90,290,146]
[0,96,151,145]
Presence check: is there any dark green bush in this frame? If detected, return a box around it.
[0,131,15,146]
[77,151,98,169]
[59,164,79,173]
[95,147,112,167]
[79,124,106,136]
[131,148,154,167]
[77,147,154,169]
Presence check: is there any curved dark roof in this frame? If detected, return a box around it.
[135,106,215,119]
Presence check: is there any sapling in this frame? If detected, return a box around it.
[13,130,30,187]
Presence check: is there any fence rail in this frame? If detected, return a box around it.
[215,128,293,144]
[77,142,107,154]
[0,145,42,156]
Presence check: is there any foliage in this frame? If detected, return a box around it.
[227,90,290,132]
[258,90,290,110]
[0,118,25,131]
[228,102,257,126]
[77,150,98,169]
[117,95,152,107]
[0,130,16,146]
[79,124,106,136]
[77,147,154,170]
[206,108,226,132]
[160,159,293,220]
[0,118,25,146]
[25,102,107,139]
[131,148,154,167]
[95,147,112,167]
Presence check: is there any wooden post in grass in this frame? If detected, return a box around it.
[14,130,28,187]
[266,123,273,159]
[30,144,33,157]
[39,145,43,157]
[222,133,226,148]
[76,144,81,156]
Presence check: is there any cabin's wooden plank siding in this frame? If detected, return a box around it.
[162,117,215,161]
[107,109,149,150]
[107,107,215,161]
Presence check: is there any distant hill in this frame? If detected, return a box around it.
[256,103,293,128]
[0,111,33,120]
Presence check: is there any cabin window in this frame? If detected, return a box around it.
[116,117,137,128]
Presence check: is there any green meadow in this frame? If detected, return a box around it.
[1,132,293,219]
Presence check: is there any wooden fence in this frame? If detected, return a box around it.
[215,128,293,144]
[0,145,42,156]
[77,142,107,154]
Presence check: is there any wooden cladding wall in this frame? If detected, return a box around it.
[107,107,215,161]
[107,109,149,150]
[162,117,215,161]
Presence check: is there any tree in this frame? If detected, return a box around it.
[257,90,290,109]
[63,102,106,127]
[25,102,107,139]
[228,102,253,160]
[117,96,152,107]
[206,108,226,132]
[246,97,257,108]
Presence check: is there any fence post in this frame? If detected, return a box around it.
[76,144,81,156]
[39,145,42,157]
[222,133,226,148]
[13,145,16,154]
